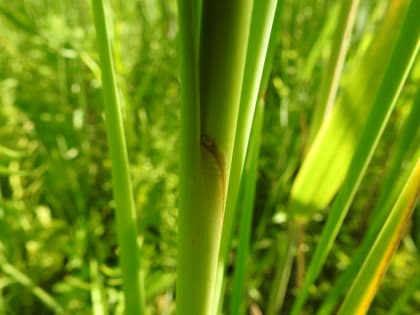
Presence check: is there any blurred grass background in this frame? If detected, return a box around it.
[0,0,418,314]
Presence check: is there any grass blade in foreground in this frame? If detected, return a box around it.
[290,1,420,313]
[337,159,420,315]
[229,99,265,315]
[91,1,145,314]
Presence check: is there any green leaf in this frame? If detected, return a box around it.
[307,0,360,145]
[290,0,420,313]
[318,87,420,315]
[289,0,411,220]
[337,158,420,315]
[229,99,265,315]
[212,0,280,312]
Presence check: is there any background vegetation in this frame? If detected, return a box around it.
[0,0,418,314]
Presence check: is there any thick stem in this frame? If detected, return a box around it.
[177,141,225,315]
[177,1,254,314]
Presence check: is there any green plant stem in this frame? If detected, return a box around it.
[177,1,254,314]
[308,0,360,145]
[266,223,297,315]
[177,145,226,315]
[176,0,203,314]
[290,1,420,313]
[302,2,340,81]
[199,0,254,167]
[212,2,282,313]
[91,1,145,314]
[217,0,280,264]
[229,99,265,315]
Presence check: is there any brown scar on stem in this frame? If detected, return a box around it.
[200,134,227,206]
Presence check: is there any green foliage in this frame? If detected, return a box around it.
[0,0,419,315]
